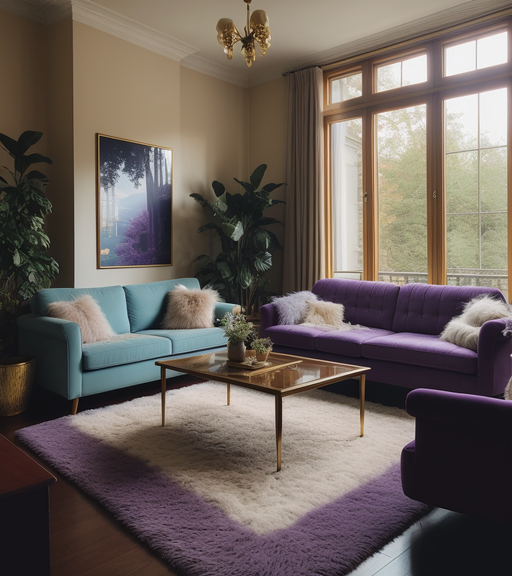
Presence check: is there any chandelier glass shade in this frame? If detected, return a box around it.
[216,0,271,67]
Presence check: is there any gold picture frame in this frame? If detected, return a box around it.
[97,134,173,268]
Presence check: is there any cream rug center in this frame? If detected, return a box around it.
[70,382,414,535]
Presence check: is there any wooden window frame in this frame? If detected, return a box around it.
[324,12,512,296]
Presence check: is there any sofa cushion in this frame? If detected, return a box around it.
[262,324,328,351]
[33,285,131,334]
[302,300,345,328]
[82,335,171,371]
[315,327,396,358]
[273,291,319,324]
[392,283,505,335]
[124,278,201,332]
[162,284,219,329]
[138,327,227,355]
[47,295,116,344]
[362,332,477,374]
[312,278,400,330]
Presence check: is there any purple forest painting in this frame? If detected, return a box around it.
[97,134,172,268]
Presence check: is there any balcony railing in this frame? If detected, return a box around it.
[334,270,509,299]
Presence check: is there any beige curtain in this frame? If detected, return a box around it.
[282,66,325,294]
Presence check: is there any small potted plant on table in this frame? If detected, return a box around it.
[251,337,273,362]
[220,313,254,362]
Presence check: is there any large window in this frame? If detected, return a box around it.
[325,15,511,297]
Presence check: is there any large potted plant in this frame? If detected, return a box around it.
[0,131,59,416]
[191,164,284,314]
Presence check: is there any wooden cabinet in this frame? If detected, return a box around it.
[0,434,56,576]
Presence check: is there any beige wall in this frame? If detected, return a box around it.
[0,8,286,294]
[248,76,288,296]
[72,22,181,287]
[0,10,47,141]
[46,19,74,287]
[180,67,249,279]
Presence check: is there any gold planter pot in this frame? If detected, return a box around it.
[0,357,35,417]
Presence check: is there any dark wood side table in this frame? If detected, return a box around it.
[0,434,56,576]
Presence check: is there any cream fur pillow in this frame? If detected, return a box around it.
[440,319,480,352]
[47,295,116,344]
[162,284,219,329]
[301,300,345,328]
[459,295,511,327]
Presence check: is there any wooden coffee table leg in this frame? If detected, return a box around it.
[161,366,167,426]
[359,374,366,437]
[227,383,230,406]
[275,395,283,472]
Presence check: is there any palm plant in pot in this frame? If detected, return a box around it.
[0,130,59,415]
[191,164,284,315]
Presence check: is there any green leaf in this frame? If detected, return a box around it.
[217,261,233,280]
[254,252,272,272]
[250,164,267,189]
[233,178,254,194]
[0,133,21,157]
[17,131,43,154]
[255,217,282,227]
[253,230,271,251]
[261,182,285,194]
[197,222,219,234]
[13,250,21,266]
[222,220,244,241]
[15,153,52,178]
[217,192,228,212]
[190,192,208,207]
[212,180,226,198]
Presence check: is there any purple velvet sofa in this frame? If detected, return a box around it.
[259,279,512,397]
[401,388,512,523]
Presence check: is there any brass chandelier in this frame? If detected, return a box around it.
[216,0,271,68]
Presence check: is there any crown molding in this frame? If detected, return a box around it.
[180,55,249,89]
[1,0,511,87]
[0,0,198,62]
[70,0,198,62]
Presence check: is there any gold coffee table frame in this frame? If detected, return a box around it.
[156,352,370,472]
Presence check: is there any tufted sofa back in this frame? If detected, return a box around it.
[312,278,400,330]
[392,283,506,335]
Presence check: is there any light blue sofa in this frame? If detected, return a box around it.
[17,278,235,413]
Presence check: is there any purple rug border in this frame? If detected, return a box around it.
[16,409,429,576]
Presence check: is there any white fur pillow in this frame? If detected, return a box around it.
[440,319,480,352]
[162,284,219,329]
[459,295,511,327]
[301,300,345,328]
[47,295,116,344]
[273,291,318,325]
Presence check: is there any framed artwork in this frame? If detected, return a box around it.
[96,134,173,268]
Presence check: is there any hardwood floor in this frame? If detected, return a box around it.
[1,378,511,576]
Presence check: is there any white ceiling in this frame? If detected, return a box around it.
[3,0,512,86]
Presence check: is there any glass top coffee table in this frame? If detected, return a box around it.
[156,351,370,471]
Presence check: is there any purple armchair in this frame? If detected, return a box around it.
[401,388,512,524]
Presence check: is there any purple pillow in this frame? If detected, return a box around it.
[272,291,319,325]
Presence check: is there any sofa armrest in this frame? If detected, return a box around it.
[17,314,83,400]
[259,303,279,336]
[476,318,512,396]
[213,302,238,325]
[406,388,512,430]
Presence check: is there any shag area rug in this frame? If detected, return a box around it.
[16,382,429,576]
